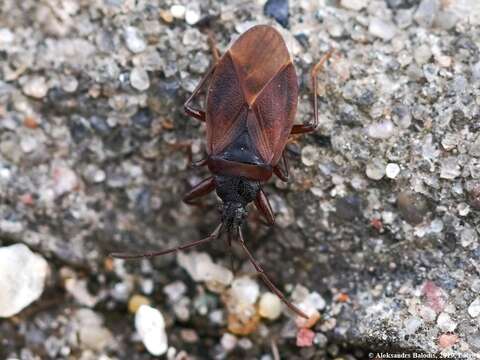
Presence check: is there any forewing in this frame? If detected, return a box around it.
[248,63,298,165]
[206,53,246,155]
[229,25,290,106]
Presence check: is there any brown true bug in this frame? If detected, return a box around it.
[112,25,333,319]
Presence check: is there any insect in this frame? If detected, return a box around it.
[112,25,333,319]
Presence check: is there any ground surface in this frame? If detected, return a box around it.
[1,0,480,359]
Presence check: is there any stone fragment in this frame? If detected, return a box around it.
[264,0,289,28]
[22,76,49,98]
[0,244,49,317]
[366,158,386,180]
[468,297,480,318]
[130,67,150,91]
[340,0,367,11]
[297,327,315,347]
[124,26,146,53]
[76,308,113,351]
[135,305,168,356]
[414,0,439,28]
[369,18,397,41]
[386,163,400,179]
[437,312,456,332]
[259,292,283,320]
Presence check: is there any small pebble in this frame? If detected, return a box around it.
[163,281,187,303]
[0,244,49,317]
[264,0,289,28]
[130,67,150,91]
[220,333,237,351]
[386,163,400,179]
[414,0,439,28]
[438,334,458,349]
[404,316,423,335]
[367,120,394,139]
[296,328,315,347]
[185,4,201,25]
[259,292,283,320]
[437,312,457,332]
[135,305,168,356]
[124,26,146,53]
[366,158,386,180]
[368,18,397,41]
[340,0,367,11]
[440,157,461,179]
[468,298,480,318]
[128,294,151,314]
[53,166,78,196]
[301,145,319,167]
[0,28,14,47]
[20,136,37,153]
[414,44,432,65]
[230,277,260,305]
[22,76,49,98]
[76,309,113,351]
[460,226,477,248]
[177,251,233,288]
[170,4,186,19]
[422,281,447,313]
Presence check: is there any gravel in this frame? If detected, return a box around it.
[1,0,480,358]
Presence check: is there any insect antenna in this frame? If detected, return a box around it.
[110,224,223,260]
[237,228,309,319]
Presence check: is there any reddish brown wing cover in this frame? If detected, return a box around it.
[249,63,298,165]
[205,25,298,166]
[206,52,246,155]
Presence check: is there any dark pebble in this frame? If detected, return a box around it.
[264,0,289,28]
[397,191,431,225]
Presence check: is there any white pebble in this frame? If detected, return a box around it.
[230,276,259,305]
[20,136,37,153]
[124,26,146,54]
[0,28,14,47]
[135,305,168,356]
[177,251,233,287]
[185,4,200,25]
[76,309,113,351]
[130,67,150,91]
[259,292,283,320]
[220,333,237,351]
[403,316,423,335]
[437,312,457,332]
[22,76,49,99]
[367,120,394,139]
[440,157,460,179]
[366,159,386,180]
[0,244,49,317]
[369,18,397,41]
[170,4,186,19]
[386,163,400,179]
[340,0,367,11]
[53,165,78,196]
[468,298,480,318]
[301,145,319,167]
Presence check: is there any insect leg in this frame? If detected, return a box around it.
[254,189,275,226]
[184,65,216,122]
[191,158,208,167]
[110,224,223,260]
[183,176,216,205]
[273,152,289,182]
[206,30,221,64]
[238,228,308,319]
[290,49,334,135]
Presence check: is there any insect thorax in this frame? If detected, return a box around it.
[215,175,260,230]
[214,175,260,206]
